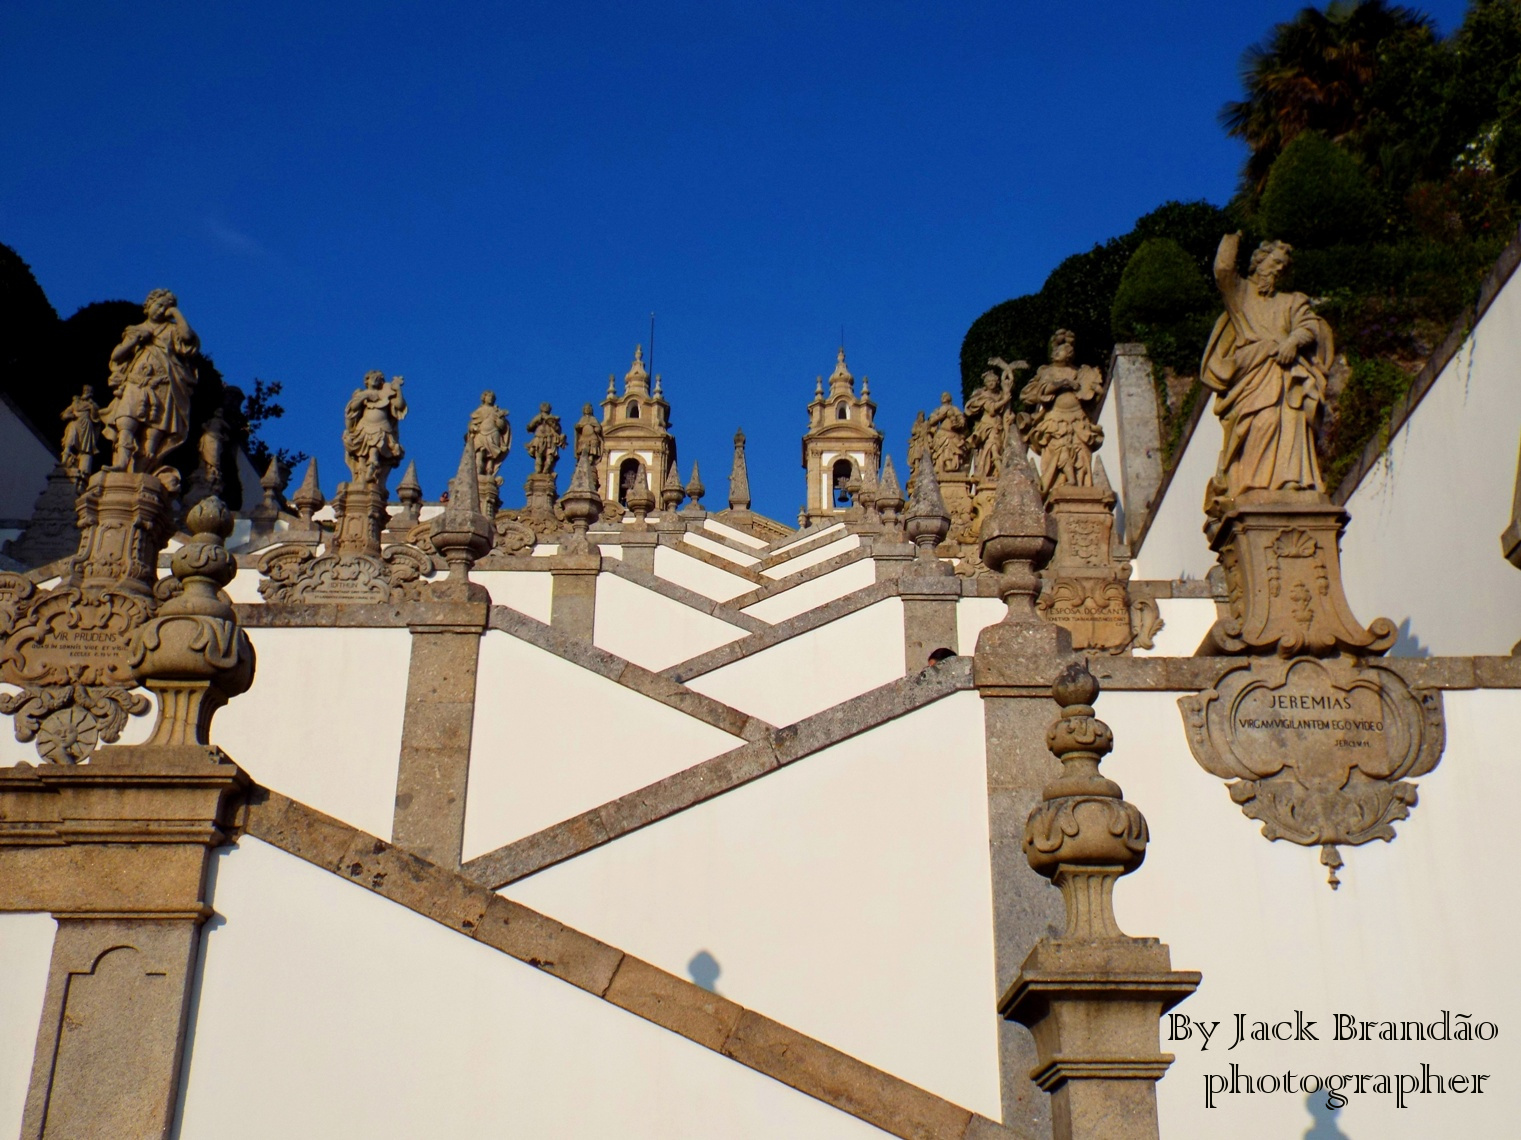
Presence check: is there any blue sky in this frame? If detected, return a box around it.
[1,1,1471,521]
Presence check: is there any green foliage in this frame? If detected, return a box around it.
[241,379,307,477]
[1257,133,1384,246]
[1222,1,1436,189]
[960,200,1234,398]
[1112,239,1213,330]
[1323,353,1414,488]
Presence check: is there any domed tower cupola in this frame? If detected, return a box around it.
[599,345,676,509]
[801,348,882,524]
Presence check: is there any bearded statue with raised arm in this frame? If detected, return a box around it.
[1202,232,1332,516]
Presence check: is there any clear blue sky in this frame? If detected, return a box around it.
[0,1,1471,521]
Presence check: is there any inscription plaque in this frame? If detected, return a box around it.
[1179,655,1444,886]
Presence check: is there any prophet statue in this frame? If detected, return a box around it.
[60,386,103,480]
[1202,232,1332,512]
[197,408,229,487]
[467,391,511,478]
[525,403,567,475]
[342,371,407,486]
[574,403,603,466]
[926,392,969,474]
[906,411,930,477]
[102,289,200,472]
[1018,329,1104,494]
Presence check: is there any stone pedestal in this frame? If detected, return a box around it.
[551,555,600,640]
[621,527,658,573]
[332,482,389,558]
[69,470,177,597]
[1038,486,1156,653]
[1002,938,1199,1140]
[1201,490,1395,657]
[524,472,559,524]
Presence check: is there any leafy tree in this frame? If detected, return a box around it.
[1257,132,1385,245]
[1222,1,1435,191]
[0,243,61,436]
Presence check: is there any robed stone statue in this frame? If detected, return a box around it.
[342,371,407,486]
[102,289,200,472]
[1202,232,1332,514]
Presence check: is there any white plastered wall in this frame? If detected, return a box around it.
[686,598,905,726]
[177,837,887,1139]
[1102,687,1521,1138]
[654,545,754,602]
[0,913,54,1138]
[1131,411,1222,582]
[681,532,760,567]
[464,631,743,860]
[594,573,747,672]
[1340,269,1521,655]
[704,519,768,549]
[763,535,860,579]
[473,569,555,623]
[213,627,410,840]
[742,559,875,624]
[1132,596,1218,657]
[955,598,1006,656]
[771,522,844,556]
[506,690,999,1117]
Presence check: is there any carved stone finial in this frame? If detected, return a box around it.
[1001,663,1200,1135]
[828,347,853,395]
[291,458,325,527]
[683,462,706,514]
[626,468,657,524]
[661,460,685,513]
[857,457,880,527]
[102,290,200,473]
[876,455,905,539]
[903,453,951,571]
[559,453,603,554]
[979,426,1057,619]
[430,442,493,583]
[607,373,617,398]
[625,345,650,397]
[341,371,407,489]
[1023,663,1144,938]
[128,497,255,747]
[814,375,824,401]
[653,373,663,399]
[728,429,751,511]
[394,461,423,531]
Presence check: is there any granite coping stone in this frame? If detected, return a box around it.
[242,790,1026,1140]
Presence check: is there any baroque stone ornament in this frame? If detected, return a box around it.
[1203,491,1396,657]
[1001,664,1199,1136]
[1179,655,1444,888]
[128,497,255,746]
[257,543,432,605]
[0,464,183,761]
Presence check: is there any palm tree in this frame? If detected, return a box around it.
[1222,0,1435,190]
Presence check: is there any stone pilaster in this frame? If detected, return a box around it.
[0,747,248,1140]
[1000,664,1199,1140]
[1106,345,1164,547]
[392,602,488,867]
[972,430,1069,1135]
[551,557,600,641]
[900,575,959,672]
